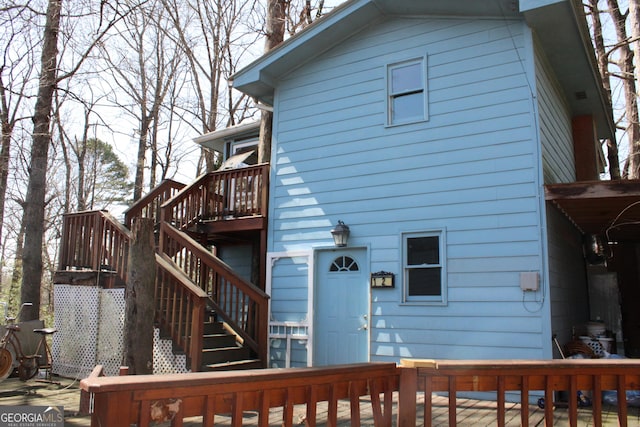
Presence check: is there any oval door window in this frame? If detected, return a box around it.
[329,256,359,272]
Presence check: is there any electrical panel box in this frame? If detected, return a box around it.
[520,272,539,292]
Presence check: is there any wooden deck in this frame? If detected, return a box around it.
[0,376,639,426]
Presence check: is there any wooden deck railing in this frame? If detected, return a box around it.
[159,222,269,366]
[79,359,640,427]
[161,164,269,230]
[124,179,186,228]
[81,362,399,427]
[155,253,208,371]
[399,358,640,427]
[57,210,131,283]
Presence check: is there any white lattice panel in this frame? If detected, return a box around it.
[53,284,187,378]
[53,285,105,378]
[96,289,126,375]
[153,328,189,374]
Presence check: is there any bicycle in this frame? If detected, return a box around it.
[0,302,57,381]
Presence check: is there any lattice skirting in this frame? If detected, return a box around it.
[53,285,187,378]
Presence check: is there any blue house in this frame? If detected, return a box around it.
[196,0,640,368]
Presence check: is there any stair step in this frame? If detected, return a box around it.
[201,346,252,365]
[202,333,238,349]
[203,321,226,335]
[202,359,262,372]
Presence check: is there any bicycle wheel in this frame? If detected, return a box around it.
[0,348,14,380]
[18,357,38,381]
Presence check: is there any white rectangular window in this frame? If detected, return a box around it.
[403,230,446,304]
[387,57,427,126]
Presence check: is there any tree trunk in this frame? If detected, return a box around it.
[258,0,286,164]
[588,0,621,179]
[0,121,13,250]
[608,0,640,179]
[629,0,640,178]
[133,123,148,201]
[123,217,156,375]
[20,0,62,322]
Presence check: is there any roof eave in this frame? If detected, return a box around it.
[231,0,384,105]
[233,0,615,142]
[521,0,615,140]
[194,120,261,153]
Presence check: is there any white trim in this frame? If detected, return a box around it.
[401,229,448,305]
[229,138,258,155]
[266,250,314,366]
[311,246,371,365]
[385,55,429,126]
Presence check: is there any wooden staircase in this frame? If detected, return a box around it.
[200,320,261,371]
[56,167,270,372]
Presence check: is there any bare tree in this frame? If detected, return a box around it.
[587,0,622,179]
[21,0,135,321]
[0,3,39,268]
[160,0,261,173]
[258,0,327,164]
[598,0,640,180]
[257,0,286,165]
[629,0,640,178]
[100,0,183,200]
[20,0,63,321]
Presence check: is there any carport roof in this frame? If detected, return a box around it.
[545,180,640,241]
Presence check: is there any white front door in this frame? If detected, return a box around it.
[313,249,369,366]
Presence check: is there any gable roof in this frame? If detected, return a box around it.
[231,0,614,140]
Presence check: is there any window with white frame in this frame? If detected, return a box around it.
[403,231,446,303]
[228,138,258,164]
[387,57,427,126]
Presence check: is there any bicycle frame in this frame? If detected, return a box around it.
[0,303,42,381]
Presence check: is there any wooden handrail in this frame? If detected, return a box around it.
[161,164,269,230]
[81,362,399,427]
[58,167,271,371]
[398,358,640,427]
[159,221,269,365]
[57,210,131,283]
[124,179,185,228]
[154,253,208,371]
[80,359,640,426]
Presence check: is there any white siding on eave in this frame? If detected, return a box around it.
[534,37,575,184]
[270,17,547,361]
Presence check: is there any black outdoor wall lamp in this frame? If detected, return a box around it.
[331,220,350,247]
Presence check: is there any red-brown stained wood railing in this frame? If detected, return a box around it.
[80,362,399,427]
[399,358,640,427]
[57,210,131,282]
[159,222,269,367]
[155,253,207,372]
[123,179,185,228]
[162,164,269,230]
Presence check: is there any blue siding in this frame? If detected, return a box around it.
[218,245,252,282]
[270,256,309,322]
[268,17,549,362]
